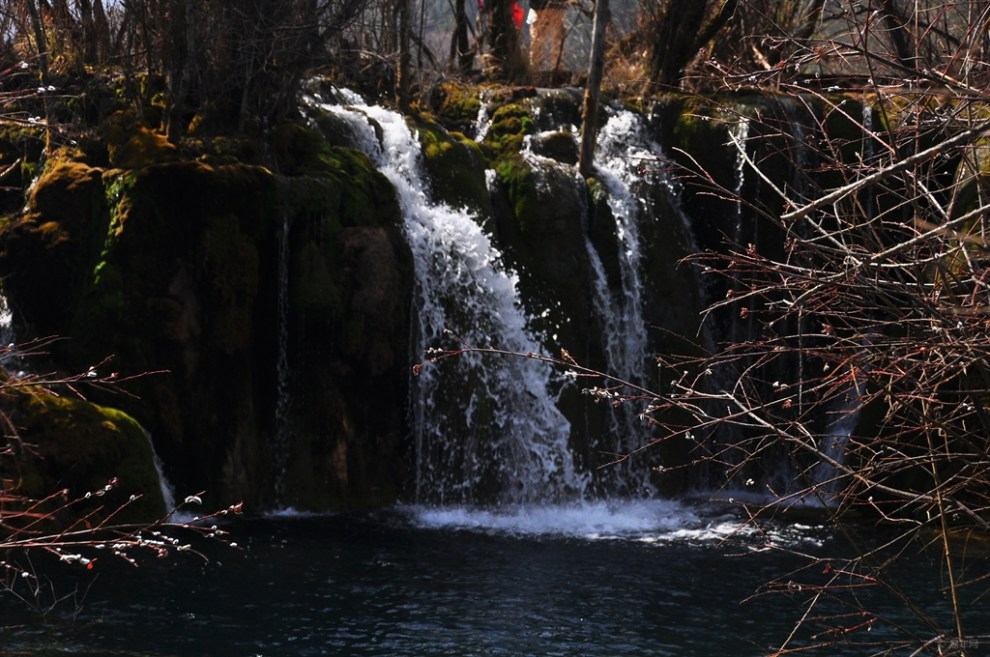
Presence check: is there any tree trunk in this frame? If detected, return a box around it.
[395,0,411,111]
[487,0,524,81]
[24,0,49,79]
[77,0,96,62]
[579,0,609,177]
[646,0,736,88]
[449,0,472,75]
[92,0,111,62]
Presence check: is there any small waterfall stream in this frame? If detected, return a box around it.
[147,430,178,513]
[273,199,291,504]
[517,106,679,497]
[312,94,586,505]
[592,111,650,388]
[584,110,662,495]
[0,290,13,348]
[728,118,750,249]
[299,89,857,512]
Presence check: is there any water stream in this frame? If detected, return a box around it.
[273,199,292,504]
[0,509,976,657]
[312,95,584,505]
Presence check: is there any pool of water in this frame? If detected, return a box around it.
[0,500,981,656]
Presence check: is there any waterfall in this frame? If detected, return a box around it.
[592,110,655,386]
[0,290,13,347]
[861,102,876,213]
[808,389,860,504]
[0,290,16,369]
[311,94,586,505]
[800,103,875,504]
[473,98,492,142]
[582,110,658,494]
[142,430,179,516]
[728,118,750,249]
[273,189,291,504]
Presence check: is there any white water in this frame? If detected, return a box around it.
[861,102,876,213]
[144,430,177,515]
[473,100,491,142]
[410,499,698,538]
[496,107,694,497]
[273,205,291,503]
[592,111,652,386]
[0,291,13,347]
[407,499,826,548]
[728,118,750,248]
[586,111,669,494]
[311,94,585,505]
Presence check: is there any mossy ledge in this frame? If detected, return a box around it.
[0,108,412,512]
[2,385,166,525]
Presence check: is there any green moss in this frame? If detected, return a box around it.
[272,122,339,176]
[326,149,401,228]
[0,123,46,174]
[431,82,483,133]
[528,130,579,165]
[495,154,536,221]
[483,103,537,160]
[416,118,490,215]
[104,113,180,170]
[3,388,166,523]
[0,156,112,334]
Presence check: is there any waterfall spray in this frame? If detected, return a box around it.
[310,92,586,505]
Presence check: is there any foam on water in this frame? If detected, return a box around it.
[406,499,827,548]
[408,499,700,538]
[262,506,324,520]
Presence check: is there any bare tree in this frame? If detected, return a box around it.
[638,0,737,89]
[651,2,990,654]
[484,0,526,81]
[578,0,608,176]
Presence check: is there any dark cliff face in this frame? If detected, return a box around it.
[0,83,711,509]
[0,116,414,512]
[0,78,903,510]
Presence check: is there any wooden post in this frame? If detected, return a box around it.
[578,0,609,177]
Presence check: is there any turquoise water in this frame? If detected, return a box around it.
[0,502,982,656]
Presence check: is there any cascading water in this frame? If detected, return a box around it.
[728,118,750,249]
[301,89,745,529]
[473,98,492,142]
[582,111,660,494]
[0,291,13,348]
[800,104,876,504]
[727,118,759,350]
[310,92,586,506]
[517,105,704,497]
[145,430,178,513]
[273,194,291,504]
[589,111,650,388]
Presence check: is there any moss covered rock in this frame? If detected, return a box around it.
[416,117,492,217]
[0,115,413,512]
[429,81,484,135]
[2,385,165,524]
